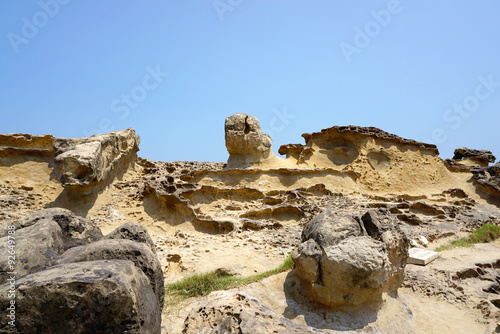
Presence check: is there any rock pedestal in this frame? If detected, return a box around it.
[292,209,409,307]
[225,113,275,168]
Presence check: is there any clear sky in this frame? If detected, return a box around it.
[1,1,499,163]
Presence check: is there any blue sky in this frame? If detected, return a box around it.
[1,1,499,163]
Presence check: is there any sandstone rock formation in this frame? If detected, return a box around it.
[54,128,139,187]
[225,113,276,168]
[277,125,453,194]
[279,125,439,161]
[183,291,339,334]
[453,147,496,167]
[0,133,55,156]
[472,163,500,197]
[293,209,408,307]
[1,114,499,333]
[445,147,496,172]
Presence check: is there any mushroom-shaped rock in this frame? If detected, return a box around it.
[225,113,275,168]
[314,236,390,306]
[292,209,409,307]
[452,147,496,167]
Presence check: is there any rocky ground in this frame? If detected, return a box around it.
[1,115,499,333]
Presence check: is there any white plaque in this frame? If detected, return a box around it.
[408,248,439,265]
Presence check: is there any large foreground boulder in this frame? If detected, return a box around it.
[0,219,64,284]
[0,208,102,284]
[292,209,408,307]
[0,208,103,243]
[56,238,164,308]
[0,260,160,333]
[0,209,163,333]
[104,221,157,254]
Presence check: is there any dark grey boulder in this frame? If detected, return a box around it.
[56,238,164,309]
[301,210,361,248]
[104,221,157,254]
[4,208,103,248]
[0,219,64,284]
[0,260,160,333]
[292,239,322,284]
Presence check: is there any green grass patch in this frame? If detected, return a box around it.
[164,251,294,308]
[436,223,500,251]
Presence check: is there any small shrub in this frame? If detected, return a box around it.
[436,224,500,251]
[164,251,294,307]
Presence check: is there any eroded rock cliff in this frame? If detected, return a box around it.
[0,114,499,333]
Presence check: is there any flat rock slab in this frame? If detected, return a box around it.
[408,248,439,265]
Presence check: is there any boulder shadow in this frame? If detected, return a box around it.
[282,269,382,331]
[46,158,136,217]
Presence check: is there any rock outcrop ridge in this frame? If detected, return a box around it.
[54,128,140,187]
[0,133,55,155]
[453,147,496,166]
[279,125,439,159]
[445,147,496,171]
